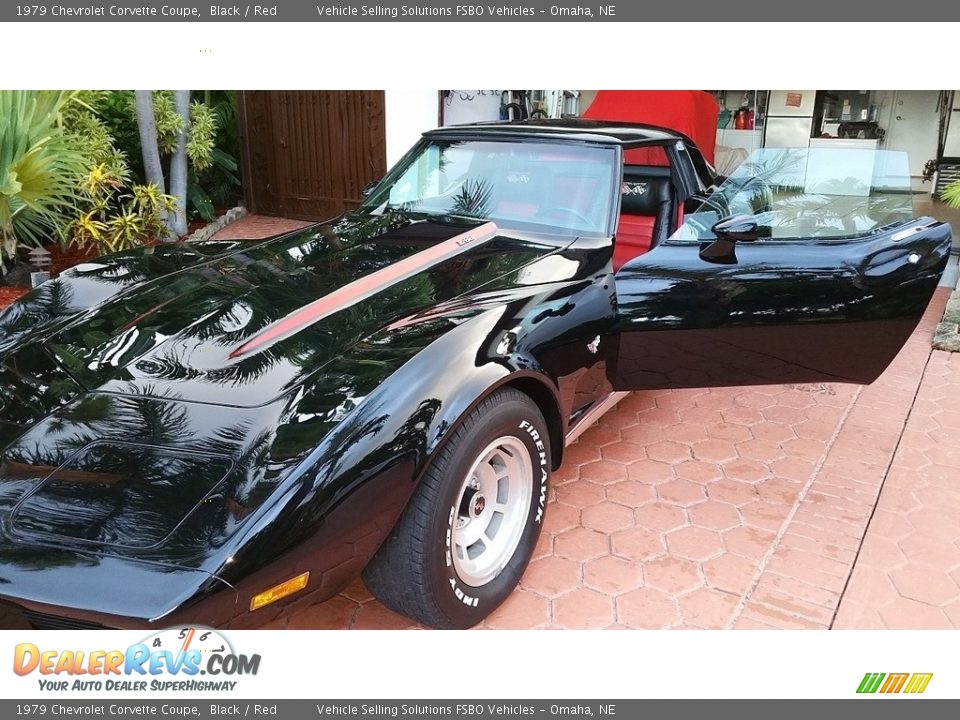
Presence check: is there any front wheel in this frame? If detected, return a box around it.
[362,388,551,628]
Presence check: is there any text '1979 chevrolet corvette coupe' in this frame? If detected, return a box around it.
[0,120,952,629]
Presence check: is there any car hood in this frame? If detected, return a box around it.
[0,212,568,567]
[1,211,560,410]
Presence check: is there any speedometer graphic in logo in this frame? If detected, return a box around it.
[141,626,234,659]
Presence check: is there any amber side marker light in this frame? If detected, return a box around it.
[250,572,310,611]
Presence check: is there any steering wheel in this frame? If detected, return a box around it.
[537,206,593,226]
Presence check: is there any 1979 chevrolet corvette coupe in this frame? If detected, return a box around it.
[0,120,952,629]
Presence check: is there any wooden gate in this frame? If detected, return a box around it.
[237,91,387,221]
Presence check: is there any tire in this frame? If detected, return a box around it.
[362,388,551,629]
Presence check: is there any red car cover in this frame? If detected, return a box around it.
[582,90,719,166]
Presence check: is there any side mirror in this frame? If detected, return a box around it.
[361,180,380,198]
[699,215,760,265]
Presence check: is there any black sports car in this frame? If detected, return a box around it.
[0,120,951,629]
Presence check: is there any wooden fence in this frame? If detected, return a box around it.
[237,91,387,221]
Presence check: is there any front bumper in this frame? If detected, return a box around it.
[0,546,238,630]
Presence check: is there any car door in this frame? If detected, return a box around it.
[609,147,953,391]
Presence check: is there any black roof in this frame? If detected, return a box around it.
[424,119,688,146]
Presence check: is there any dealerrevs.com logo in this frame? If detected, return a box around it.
[13,626,260,692]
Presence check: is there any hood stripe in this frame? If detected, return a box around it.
[229,221,499,359]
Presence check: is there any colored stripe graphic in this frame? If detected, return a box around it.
[904,674,933,694]
[857,673,885,694]
[230,221,499,359]
[880,673,909,693]
[857,672,932,694]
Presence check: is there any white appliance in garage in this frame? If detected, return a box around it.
[884,90,940,191]
[942,91,960,158]
[763,90,816,148]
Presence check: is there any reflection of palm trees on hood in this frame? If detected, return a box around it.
[1,212,554,417]
[29,385,192,457]
[0,384,285,567]
[0,279,76,354]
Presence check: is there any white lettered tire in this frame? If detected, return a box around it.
[363,388,551,628]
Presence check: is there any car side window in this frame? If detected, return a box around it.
[670,148,915,244]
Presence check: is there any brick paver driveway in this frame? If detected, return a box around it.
[834,339,960,629]
[212,216,959,630]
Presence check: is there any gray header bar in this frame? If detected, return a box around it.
[3,0,957,22]
[1,700,959,719]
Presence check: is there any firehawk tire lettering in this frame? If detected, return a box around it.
[519,420,549,524]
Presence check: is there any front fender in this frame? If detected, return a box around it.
[217,275,615,625]
[216,307,566,625]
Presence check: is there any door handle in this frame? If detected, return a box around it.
[891,219,939,242]
[861,247,928,281]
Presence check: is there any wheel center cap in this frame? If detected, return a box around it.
[471,494,486,518]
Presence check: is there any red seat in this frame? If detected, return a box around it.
[613,175,675,271]
[613,214,655,271]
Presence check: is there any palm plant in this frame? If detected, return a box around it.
[0,91,87,266]
[943,180,960,209]
[71,163,176,253]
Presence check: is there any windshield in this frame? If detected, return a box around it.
[675,147,914,242]
[360,138,618,236]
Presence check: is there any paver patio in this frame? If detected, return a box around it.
[834,344,960,629]
[25,213,951,631]
[211,214,312,240]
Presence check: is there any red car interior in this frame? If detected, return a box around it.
[614,170,676,271]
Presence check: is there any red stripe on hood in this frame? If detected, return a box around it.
[229,221,499,359]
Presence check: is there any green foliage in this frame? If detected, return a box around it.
[68,90,240,246]
[59,95,178,254]
[943,180,960,209]
[96,91,143,178]
[151,91,218,172]
[62,97,129,181]
[71,163,175,254]
[188,146,240,221]
[188,91,242,220]
[0,91,88,266]
[96,90,241,222]
[151,91,186,156]
[1,89,242,269]
[187,101,216,171]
